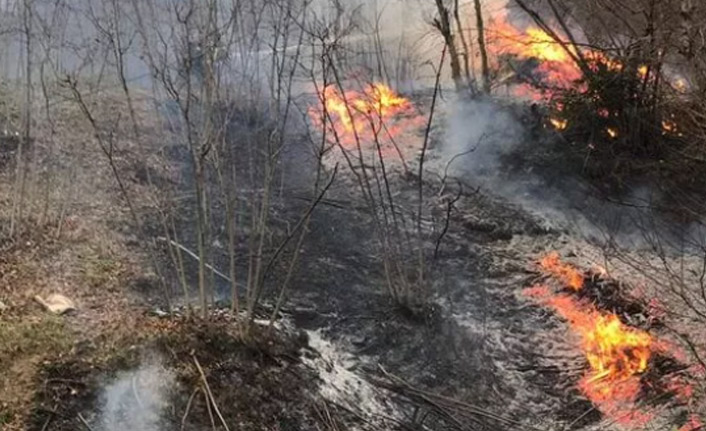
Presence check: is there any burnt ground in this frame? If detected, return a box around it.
[34,133,598,431]
[7,93,703,431]
[102,123,693,430]
[28,315,364,431]
[277,169,602,430]
[21,157,697,431]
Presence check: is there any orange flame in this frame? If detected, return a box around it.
[531,252,701,427]
[539,252,584,290]
[662,119,680,136]
[674,79,688,93]
[309,83,422,152]
[488,19,582,94]
[527,288,654,425]
[549,117,568,130]
[488,17,650,100]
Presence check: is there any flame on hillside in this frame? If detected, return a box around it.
[488,18,583,96]
[487,16,688,137]
[525,285,655,425]
[309,83,423,156]
[529,253,701,427]
[487,16,648,100]
[532,253,654,422]
[539,251,583,290]
[549,117,567,130]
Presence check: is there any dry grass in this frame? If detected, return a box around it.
[0,314,72,428]
[0,84,172,430]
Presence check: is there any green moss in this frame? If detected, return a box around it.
[0,315,72,365]
[81,252,122,288]
[0,409,14,426]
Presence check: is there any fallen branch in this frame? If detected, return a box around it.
[181,387,200,431]
[193,355,231,431]
[165,238,233,284]
[77,413,95,431]
[374,366,546,431]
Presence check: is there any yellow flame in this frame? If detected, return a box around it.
[674,79,688,93]
[550,118,568,130]
[525,28,574,62]
[662,120,677,133]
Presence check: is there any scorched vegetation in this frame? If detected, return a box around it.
[0,0,705,431]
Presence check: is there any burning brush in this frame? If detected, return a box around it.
[538,252,656,329]
[487,16,685,149]
[524,252,702,429]
[308,82,424,158]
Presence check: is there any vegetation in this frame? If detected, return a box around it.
[0,0,705,430]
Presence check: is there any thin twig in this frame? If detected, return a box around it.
[434,181,463,260]
[417,43,447,289]
[40,404,57,431]
[181,387,200,431]
[77,413,95,431]
[193,355,231,431]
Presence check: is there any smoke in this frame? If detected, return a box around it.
[98,358,174,431]
[433,97,581,232]
[434,97,666,246]
[437,97,524,180]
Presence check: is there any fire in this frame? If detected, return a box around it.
[579,314,651,402]
[674,78,688,93]
[488,19,582,92]
[662,119,679,135]
[527,287,655,424]
[368,84,409,114]
[531,252,704,427]
[524,28,573,63]
[488,17,654,100]
[549,117,568,130]
[309,82,422,153]
[539,252,584,290]
[532,252,658,424]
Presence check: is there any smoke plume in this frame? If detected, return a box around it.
[98,359,174,431]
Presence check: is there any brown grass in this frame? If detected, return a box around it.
[0,85,171,430]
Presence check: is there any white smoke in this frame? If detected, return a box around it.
[437,97,525,180]
[435,97,636,243]
[98,359,174,431]
[433,97,706,251]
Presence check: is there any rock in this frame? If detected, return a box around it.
[34,294,76,315]
[0,300,6,312]
[150,308,168,318]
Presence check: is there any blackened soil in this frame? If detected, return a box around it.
[281,171,600,430]
[29,316,353,431]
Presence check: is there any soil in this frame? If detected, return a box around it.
[1,89,703,431]
[28,316,349,431]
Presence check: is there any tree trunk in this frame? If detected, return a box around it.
[433,0,463,91]
[474,0,491,93]
[11,0,32,236]
[453,0,473,89]
[194,162,208,318]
